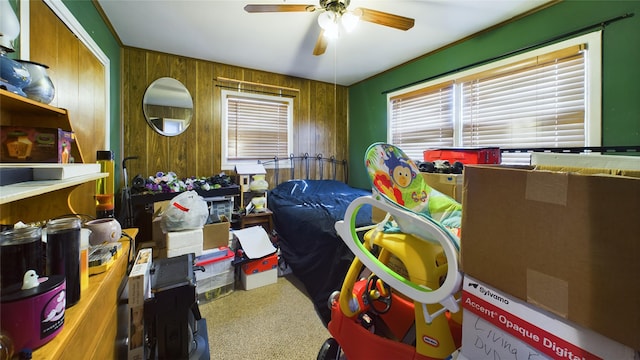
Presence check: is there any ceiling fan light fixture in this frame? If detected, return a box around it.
[317,11,339,39]
[341,11,359,33]
[244,1,415,56]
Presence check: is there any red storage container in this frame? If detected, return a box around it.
[423,147,501,164]
[241,252,278,275]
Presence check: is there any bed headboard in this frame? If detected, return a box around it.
[258,153,348,186]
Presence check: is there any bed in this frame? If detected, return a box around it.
[263,155,372,325]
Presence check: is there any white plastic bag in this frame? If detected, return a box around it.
[161,190,209,231]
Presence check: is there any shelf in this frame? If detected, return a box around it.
[0,87,102,222]
[0,172,107,204]
[0,88,67,117]
[130,185,240,206]
[1,88,84,163]
[239,209,273,234]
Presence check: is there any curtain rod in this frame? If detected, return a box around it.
[382,13,634,95]
[215,76,300,92]
[214,84,297,98]
[501,146,640,154]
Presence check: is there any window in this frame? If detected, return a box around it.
[388,32,602,164]
[222,90,293,170]
[390,81,455,157]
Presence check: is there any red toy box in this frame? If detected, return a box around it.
[423,147,501,164]
[1,126,74,163]
[240,252,278,290]
[241,252,278,275]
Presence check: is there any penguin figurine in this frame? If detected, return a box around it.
[21,269,39,290]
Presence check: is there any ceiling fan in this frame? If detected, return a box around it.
[244,0,415,56]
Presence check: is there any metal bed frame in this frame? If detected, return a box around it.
[259,153,349,185]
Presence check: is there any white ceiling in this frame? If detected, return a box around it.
[97,0,551,86]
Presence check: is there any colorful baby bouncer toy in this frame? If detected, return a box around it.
[317,143,463,360]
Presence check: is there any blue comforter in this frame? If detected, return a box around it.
[268,180,372,325]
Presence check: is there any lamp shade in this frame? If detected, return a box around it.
[341,11,359,33]
[0,0,20,51]
[317,11,339,39]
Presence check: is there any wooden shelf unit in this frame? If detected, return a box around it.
[0,89,85,164]
[2,74,129,360]
[0,89,104,224]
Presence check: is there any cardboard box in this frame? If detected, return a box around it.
[151,216,167,250]
[531,152,640,173]
[241,268,277,290]
[234,225,278,290]
[421,172,463,202]
[153,200,171,215]
[203,218,230,250]
[128,248,152,360]
[128,248,153,308]
[167,242,203,258]
[166,227,203,250]
[461,276,638,360]
[461,163,640,350]
[1,126,74,163]
[165,228,203,258]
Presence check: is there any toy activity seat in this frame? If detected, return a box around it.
[321,143,463,360]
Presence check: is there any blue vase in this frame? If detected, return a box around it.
[17,60,55,104]
[0,53,31,96]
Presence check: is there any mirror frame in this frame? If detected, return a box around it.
[142,77,193,136]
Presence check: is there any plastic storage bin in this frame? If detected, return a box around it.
[195,247,234,281]
[196,270,235,303]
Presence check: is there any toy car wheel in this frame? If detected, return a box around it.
[317,338,341,360]
[327,290,340,309]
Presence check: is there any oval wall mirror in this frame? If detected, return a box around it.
[142,77,193,136]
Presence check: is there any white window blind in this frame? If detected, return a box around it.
[461,46,585,163]
[225,92,291,161]
[390,81,455,160]
[388,32,601,165]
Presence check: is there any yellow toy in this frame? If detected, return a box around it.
[318,143,463,360]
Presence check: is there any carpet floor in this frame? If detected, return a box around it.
[200,274,330,360]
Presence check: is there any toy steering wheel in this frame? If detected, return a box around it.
[365,275,392,314]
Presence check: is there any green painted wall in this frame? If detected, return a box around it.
[348,0,640,189]
[61,0,121,182]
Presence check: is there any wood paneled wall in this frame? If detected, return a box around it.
[28,1,107,218]
[122,48,349,188]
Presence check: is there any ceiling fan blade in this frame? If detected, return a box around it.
[244,4,316,13]
[313,29,328,56]
[354,7,415,31]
